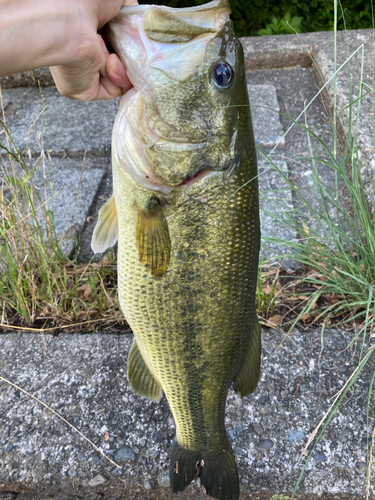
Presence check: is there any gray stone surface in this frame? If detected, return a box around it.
[30,157,105,255]
[247,67,336,268]
[258,161,296,270]
[0,329,374,497]
[243,29,375,208]
[241,33,314,71]
[248,65,340,266]
[311,31,375,207]
[0,87,117,155]
[248,84,285,146]
[1,156,105,256]
[114,446,136,462]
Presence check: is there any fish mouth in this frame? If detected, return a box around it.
[173,152,241,190]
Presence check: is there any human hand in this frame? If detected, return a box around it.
[50,0,138,101]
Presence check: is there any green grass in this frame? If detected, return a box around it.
[259,50,373,332]
[0,90,124,331]
[250,0,375,495]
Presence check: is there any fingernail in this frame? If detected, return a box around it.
[115,59,126,77]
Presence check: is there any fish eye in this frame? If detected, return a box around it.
[212,62,234,89]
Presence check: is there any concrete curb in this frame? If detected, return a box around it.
[242,30,375,206]
[0,328,374,498]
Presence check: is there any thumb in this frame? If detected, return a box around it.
[105,52,133,91]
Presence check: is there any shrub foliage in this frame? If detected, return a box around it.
[138,0,374,37]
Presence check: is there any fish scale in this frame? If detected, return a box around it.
[92,2,261,498]
[114,152,258,450]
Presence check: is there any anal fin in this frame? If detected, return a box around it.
[127,339,162,402]
[233,319,261,397]
[136,198,170,278]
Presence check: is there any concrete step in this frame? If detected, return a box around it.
[0,328,372,498]
[1,87,116,156]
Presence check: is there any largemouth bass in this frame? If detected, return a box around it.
[92,1,261,498]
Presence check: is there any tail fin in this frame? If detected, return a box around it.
[169,439,239,500]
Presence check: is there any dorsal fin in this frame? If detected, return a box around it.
[91,195,118,254]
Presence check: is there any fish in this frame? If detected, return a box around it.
[92,1,261,499]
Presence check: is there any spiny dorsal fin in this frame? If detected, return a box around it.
[127,339,162,402]
[233,319,261,397]
[136,198,170,278]
[91,195,118,254]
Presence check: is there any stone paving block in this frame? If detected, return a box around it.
[311,30,375,207]
[247,83,295,267]
[0,329,373,497]
[248,84,285,147]
[1,156,106,255]
[258,161,296,269]
[0,88,118,155]
[1,84,285,156]
[35,158,105,255]
[243,29,375,209]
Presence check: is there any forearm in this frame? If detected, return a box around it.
[0,0,84,77]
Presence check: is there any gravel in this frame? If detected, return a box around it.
[114,446,136,462]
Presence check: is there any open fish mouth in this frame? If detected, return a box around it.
[108,0,238,193]
[174,154,240,190]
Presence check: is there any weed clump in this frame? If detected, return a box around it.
[0,91,124,332]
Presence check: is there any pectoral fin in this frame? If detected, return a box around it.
[91,195,118,253]
[127,339,162,402]
[136,198,171,278]
[233,319,261,397]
